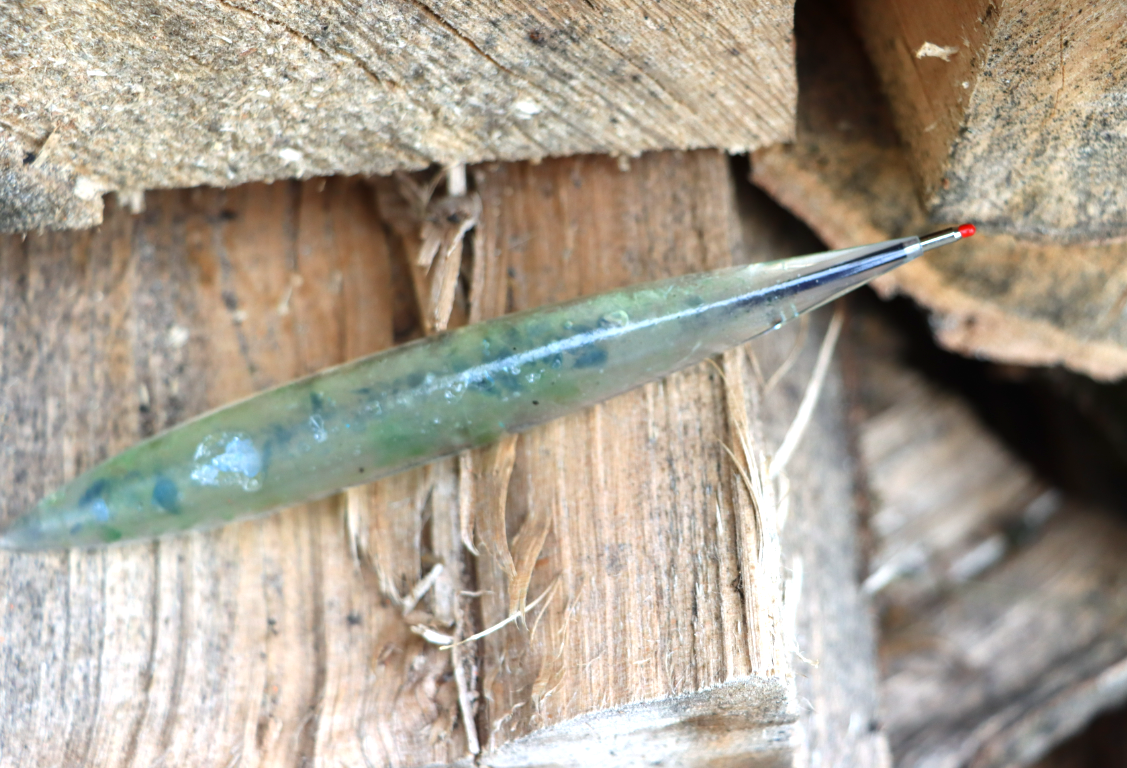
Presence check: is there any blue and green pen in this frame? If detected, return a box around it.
[0,224,975,549]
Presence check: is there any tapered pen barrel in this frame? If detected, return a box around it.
[1,235,929,549]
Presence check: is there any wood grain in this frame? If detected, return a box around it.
[0,179,472,767]
[467,154,785,755]
[457,153,888,766]
[0,0,796,232]
[750,0,1127,381]
[850,313,1046,612]
[852,0,1127,242]
[846,302,1127,768]
[0,152,884,765]
[882,504,1127,768]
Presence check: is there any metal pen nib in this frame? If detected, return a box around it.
[920,223,976,252]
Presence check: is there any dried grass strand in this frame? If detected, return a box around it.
[440,578,559,650]
[763,313,810,395]
[769,306,844,480]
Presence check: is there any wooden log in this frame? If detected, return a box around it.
[851,0,1127,243]
[0,178,475,767]
[844,299,1127,768]
[883,503,1127,768]
[458,155,889,766]
[848,323,1046,612]
[0,0,796,233]
[0,151,883,765]
[750,0,1127,381]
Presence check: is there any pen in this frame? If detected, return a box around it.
[0,224,975,550]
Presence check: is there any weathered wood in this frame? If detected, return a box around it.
[845,300,1127,768]
[0,178,475,767]
[883,503,1127,768]
[851,0,1127,242]
[455,154,888,766]
[0,151,884,766]
[750,0,1127,380]
[769,321,892,768]
[0,0,796,233]
[847,310,1047,611]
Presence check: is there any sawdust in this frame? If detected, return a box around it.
[914,42,959,61]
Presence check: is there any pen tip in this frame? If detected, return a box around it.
[958,223,976,238]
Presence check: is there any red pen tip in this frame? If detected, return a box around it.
[958,223,976,238]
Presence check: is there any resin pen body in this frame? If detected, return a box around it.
[0,225,974,549]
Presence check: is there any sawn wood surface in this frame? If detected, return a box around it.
[0,152,884,766]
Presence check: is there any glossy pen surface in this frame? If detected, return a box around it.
[0,227,972,549]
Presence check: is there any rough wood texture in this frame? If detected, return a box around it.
[460,157,887,766]
[883,504,1127,768]
[0,0,796,233]
[768,314,891,768]
[0,179,477,768]
[0,152,885,766]
[851,0,1127,242]
[852,341,1047,611]
[750,0,1127,381]
[845,302,1127,768]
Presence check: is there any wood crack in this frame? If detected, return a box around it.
[213,0,393,89]
[403,0,612,154]
[120,544,162,768]
[298,514,330,766]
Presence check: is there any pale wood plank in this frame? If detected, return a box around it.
[0,0,796,232]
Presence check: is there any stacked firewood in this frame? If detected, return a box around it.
[758,1,1127,765]
[1,0,1125,766]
